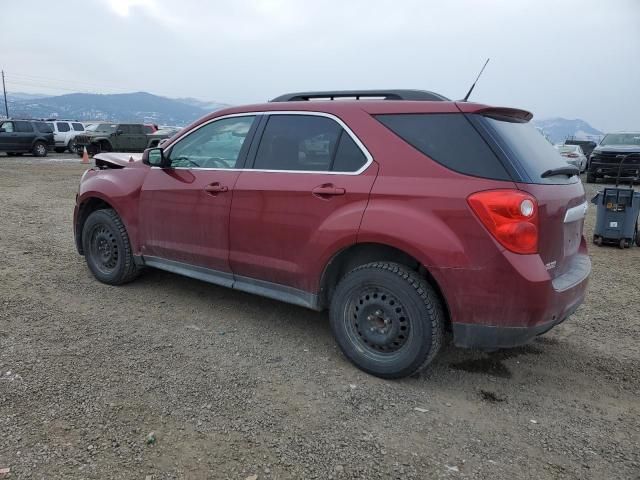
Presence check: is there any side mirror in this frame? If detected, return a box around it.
[116,130,123,136]
[142,147,167,167]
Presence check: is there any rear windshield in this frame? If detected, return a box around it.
[376,113,510,180]
[480,116,578,184]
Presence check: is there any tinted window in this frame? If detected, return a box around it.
[376,114,510,180]
[56,122,70,132]
[128,124,144,134]
[169,116,255,169]
[481,116,578,184]
[1,122,14,133]
[35,122,53,133]
[118,125,131,134]
[254,115,341,171]
[72,122,84,131]
[333,132,367,172]
[15,121,34,133]
[143,125,154,134]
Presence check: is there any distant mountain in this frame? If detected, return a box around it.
[7,91,227,126]
[174,97,230,111]
[6,91,50,102]
[533,118,604,144]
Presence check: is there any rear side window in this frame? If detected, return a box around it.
[72,122,84,131]
[376,114,510,180]
[333,133,367,172]
[253,114,367,172]
[480,116,579,184]
[254,115,341,171]
[36,122,54,133]
[57,122,71,132]
[15,121,34,133]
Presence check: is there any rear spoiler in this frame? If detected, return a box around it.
[455,103,533,122]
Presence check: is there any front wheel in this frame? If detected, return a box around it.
[82,209,141,285]
[329,262,444,379]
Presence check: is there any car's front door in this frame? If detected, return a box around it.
[0,121,17,151]
[127,124,148,151]
[139,115,257,275]
[229,113,378,294]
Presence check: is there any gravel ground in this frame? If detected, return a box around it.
[0,153,639,479]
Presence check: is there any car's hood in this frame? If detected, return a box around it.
[593,145,640,154]
[93,152,145,169]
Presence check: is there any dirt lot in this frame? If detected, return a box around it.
[0,153,639,479]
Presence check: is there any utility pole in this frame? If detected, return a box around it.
[1,70,8,118]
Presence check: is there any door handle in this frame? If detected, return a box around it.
[204,183,229,194]
[312,184,346,198]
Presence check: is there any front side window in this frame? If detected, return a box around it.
[57,122,71,132]
[72,122,84,131]
[253,115,342,171]
[1,121,14,133]
[168,116,255,169]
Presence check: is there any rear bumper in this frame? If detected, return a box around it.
[434,243,590,350]
[452,294,583,349]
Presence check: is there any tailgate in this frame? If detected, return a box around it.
[516,181,587,279]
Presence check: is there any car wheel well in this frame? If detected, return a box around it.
[75,197,113,254]
[320,243,451,328]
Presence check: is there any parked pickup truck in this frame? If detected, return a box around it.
[74,123,171,155]
[587,132,640,183]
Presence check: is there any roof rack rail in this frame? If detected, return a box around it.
[270,89,450,102]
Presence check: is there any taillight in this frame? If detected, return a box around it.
[566,153,579,158]
[467,190,538,254]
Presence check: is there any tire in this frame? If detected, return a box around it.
[32,141,48,157]
[619,239,628,249]
[67,139,77,154]
[81,209,141,285]
[634,222,640,247]
[54,147,65,153]
[586,172,596,183]
[329,262,444,379]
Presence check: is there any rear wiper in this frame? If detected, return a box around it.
[541,166,580,178]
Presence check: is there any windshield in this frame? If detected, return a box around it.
[481,115,577,184]
[90,123,117,133]
[600,133,640,146]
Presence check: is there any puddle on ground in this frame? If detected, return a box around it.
[479,389,507,403]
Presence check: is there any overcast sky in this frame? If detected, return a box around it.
[1,0,638,131]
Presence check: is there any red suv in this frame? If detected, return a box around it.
[74,90,590,379]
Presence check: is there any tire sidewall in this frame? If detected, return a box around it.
[33,142,47,157]
[330,266,437,378]
[82,210,128,284]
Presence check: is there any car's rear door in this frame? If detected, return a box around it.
[139,115,258,276]
[14,121,35,151]
[229,112,377,295]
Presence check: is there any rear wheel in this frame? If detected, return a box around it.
[32,141,47,157]
[82,209,141,285]
[634,222,640,247]
[329,262,444,379]
[67,139,77,154]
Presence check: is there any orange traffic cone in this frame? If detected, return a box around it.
[81,146,89,164]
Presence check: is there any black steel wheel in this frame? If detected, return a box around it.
[330,262,444,379]
[82,209,141,285]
